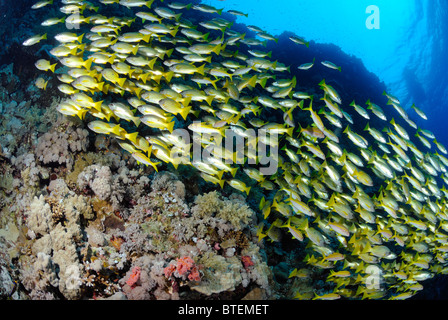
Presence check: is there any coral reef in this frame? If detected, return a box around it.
[0,80,273,299]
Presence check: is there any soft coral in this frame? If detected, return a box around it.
[126,266,141,287]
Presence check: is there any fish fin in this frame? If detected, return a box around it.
[145,0,154,9]
[84,58,93,70]
[196,63,205,76]
[77,109,88,120]
[179,106,191,121]
[133,87,142,99]
[126,132,139,144]
[212,43,222,56]
[96,82,104,92]
[132,44,139,56]
[363,122,370,131]
[110,124,122,136]
[50,63,57,73]
[166,121,175,133]
[132,116,141,128]
[93,100,103,112]
[164,71,174,83]
[118,77,126,88]
[247,75,257,88]
[170,25,179,37]
[182,96,192,107]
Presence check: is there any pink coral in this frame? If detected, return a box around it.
[188,266,201,282]
[126,266,141,287]
[164,264,176,279]
[163,256,201,282]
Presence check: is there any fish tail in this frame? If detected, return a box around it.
[165,48,174,58]
[170,25,179,37]
[212,43,222,55]
[77,108,88,120]
[132,116,141,128]
[247,75,257,89]
[84,58,93,70]
[50,63,57,73]
[151,161,160,172]
[139,73,149,84]
[102,83,109,95]
[93,100,103,112]
[126,132,139,144]
[96,82,104,93]
[117,77,126,88]
[145,0,154,9]
[110,124,122,136]
[179,106,191,121]
[77,33,84,43]
[132,45,139,56]
[164,71,174,83]
[146,57,156,70]
[166,121,174,133]
[196,63,205,76]
[363,122,370,131]
[133,87,142,99]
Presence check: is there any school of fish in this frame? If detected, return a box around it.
[26,0,448,300]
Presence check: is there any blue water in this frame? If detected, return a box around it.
[205,0,448,148]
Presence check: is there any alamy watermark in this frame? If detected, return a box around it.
[366,5,380,29]
[365,265,383,290]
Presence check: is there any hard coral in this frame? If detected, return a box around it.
[176,256,195,276]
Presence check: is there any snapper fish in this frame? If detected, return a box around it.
[298,58,315,70]
[31,0,53,9]
[321,60,341,72]
[35,77,49,90]
[23,33,47,46]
